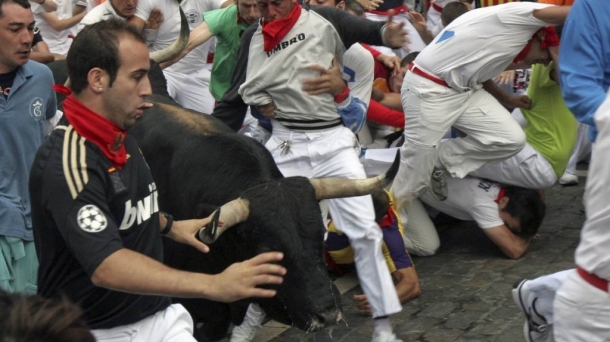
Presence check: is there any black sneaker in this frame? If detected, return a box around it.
[429,166,448,201]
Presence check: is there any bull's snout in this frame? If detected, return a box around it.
[309,309,343,332]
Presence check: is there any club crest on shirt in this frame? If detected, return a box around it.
[77,204,108,233]
[29,97,44,120]
[185,9,200,24]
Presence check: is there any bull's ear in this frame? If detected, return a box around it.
[310,151,400,200]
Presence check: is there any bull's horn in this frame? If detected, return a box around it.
[149,7,189,64]
[198,198,250,244]
[310,150,400,200]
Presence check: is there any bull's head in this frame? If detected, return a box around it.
[198,156,399,331]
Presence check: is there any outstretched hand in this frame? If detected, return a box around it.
[145,8,163,30]
[212,252,287,302]
[168,216,225,253]
[384,10,409,49]
[494,70,515,85]
[353,294,372,315]
[354,0,383,11]
[302,57,346,96]
[408,11,426,31]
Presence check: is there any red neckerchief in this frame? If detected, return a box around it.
[261,3,301,52]
[494,187,506,204]
[513,27,560,63]
[540,26,559,49]
[378,207,395,228]
[59,90,128,169]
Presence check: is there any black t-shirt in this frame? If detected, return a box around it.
[30,119,170,329]
[0,69,17,98]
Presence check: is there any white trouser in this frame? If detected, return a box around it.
[265,122,402,318]
[401,198,439,256]
[364,12,427,58]
[469,142,557,189]
[92,304,196,342]
[164,68,216,115]
[553,270,610,342]
[527,270,571,325]
[392,72,526,202]
[564,122,592,175]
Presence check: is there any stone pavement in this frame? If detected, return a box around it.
[247,168,587,342]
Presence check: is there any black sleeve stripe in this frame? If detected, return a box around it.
[61,126,90,199]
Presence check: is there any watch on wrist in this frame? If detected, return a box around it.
[160,212,173,235]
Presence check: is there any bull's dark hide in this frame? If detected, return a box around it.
[49,61,343,341]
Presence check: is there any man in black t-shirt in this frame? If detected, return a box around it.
[29,19,285,341]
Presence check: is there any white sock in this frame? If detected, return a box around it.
[373,317,393,336]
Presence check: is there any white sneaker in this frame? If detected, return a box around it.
[558,172,578,186]
[512,279,552,342]
[230,304,266,342]
[371,332,404,342]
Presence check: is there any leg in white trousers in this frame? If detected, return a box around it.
[401,198,440,256]
[392,72,526,202]
[92,304,196,342]
[468,142,557,189]
[553,270,610,342]
[564,122,592,175]
[265,122,402,318]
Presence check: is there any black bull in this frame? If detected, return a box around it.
[48,60,398,341]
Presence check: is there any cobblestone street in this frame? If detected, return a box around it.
[244,168,588,342]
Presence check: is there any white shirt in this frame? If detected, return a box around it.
[342,43,374,106]
[32,0,77,56]
[77,1,123,33]
[575,89,610,280]
[166,0,225,74]
[415,2,551,92]
[134,0,181,53]
[420,177,503,229]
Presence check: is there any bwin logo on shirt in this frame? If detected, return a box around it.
[266,33,306,57]
[119,182,160,230]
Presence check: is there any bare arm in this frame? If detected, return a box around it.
[483,79,532,110]
[483,225,532,259]
[160,22,213,69]
[39,10,87,31]
[392,267,421,304]
[377,92,403,111]
[128,15,147,31]
[220,0,234,8]
[352,267,421,315]
[409,11,434,45]
[31,40,63,64]
[532,5,570,25]
[72,5,86,15]
[91,249,286,302]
